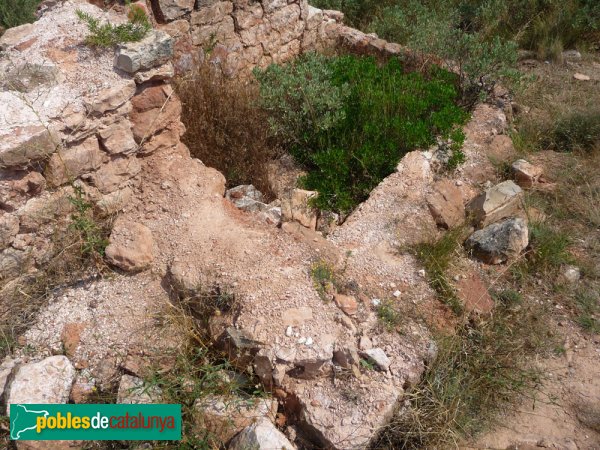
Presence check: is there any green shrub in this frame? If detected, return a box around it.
[255,54,468,213]
[0,0,40,29]
[76,5,151,48]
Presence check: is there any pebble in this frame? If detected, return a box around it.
[305,337,313,346]
[392,290,401,298]
[285,326,293,337]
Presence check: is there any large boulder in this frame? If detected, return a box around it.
[465,217,529,264]
[228,417,296,450]
[466,180,523,227]
[6,356,75,414]
[105,219,154,272]
[115,30,174,73]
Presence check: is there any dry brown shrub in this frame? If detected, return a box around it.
[176,64,276,198]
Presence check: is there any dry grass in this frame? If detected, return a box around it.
[0,186,112,359]
[372,298,550,449]
[176,64,276,198]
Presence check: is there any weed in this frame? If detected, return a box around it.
[360,358,375,371]
[574,289,600,333]
[0,0,40,29]
[69,185,109,257]
[527,222,572,274]
[492,289,523,307]
[138,298,265,448]
[377,299,402,330]
[256,54,467,213]
[76,5,150,48]
[412,228,465,315]
[310,259,336,301]
[372,299,549,449]
[0,188,111,358]
[176,63,275,196]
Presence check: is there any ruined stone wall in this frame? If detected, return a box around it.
[0,0,425,283]
[0,2,187,281]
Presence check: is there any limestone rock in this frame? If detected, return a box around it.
[105,219,154,272]
[573,73,591,81]
[191,2,233,26]
[61,323,86,358]
[332,346,360,369]
[360,348,391,371]
[117,374,161,404]
[83,80,136,115]
[426,179,465,229]
[0,247,29,278]
[169,260,201,297]
[155,0,195,21]
[89,156,141,194]
[333,294,358,316]
[218,327,263,369]
[0,125,59,169]
[195,395,277,443]
[287,189,318,230]
[466,180,523,227]
[226,185,270,213]
[7,356,75,414]
[133,62,175,84]
[115,30,174,73]
[98,121,138,155]
[229,417,296,450]
[17,186,74,232]
[511,159,543,188]
[2,63,63,93]
[44,137,105,186]
[0,23,35,50]
[94,186,134,217]
[465,217,529,264]
[0,170,46,212]
[0,213,19,249]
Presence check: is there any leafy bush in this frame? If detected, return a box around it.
[0,0,40,29]
[313,0,600,55]
[255,54,468,213]
[76,5,150,48]
[176,64,274,195]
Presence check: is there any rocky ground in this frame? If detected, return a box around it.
[0,1,599,450]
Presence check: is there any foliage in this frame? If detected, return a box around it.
[76,5,150,48]
[256,54,467,213]
[373,300,548,449]
[176,64,275,195]
[68,185,109,257]
[377,299,402,330]
[313,0,600,57]
[310,259,336,301]
[527,222,572,273]
[412,228,465,315]
[0,0,40,29]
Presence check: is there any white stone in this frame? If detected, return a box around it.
[7,356,75,414]
[229,417,296,450]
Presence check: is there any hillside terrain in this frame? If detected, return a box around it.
[0,0,598,449]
